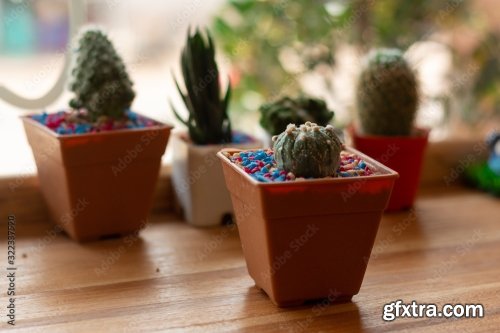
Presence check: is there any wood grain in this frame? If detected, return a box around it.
[0,165,173,223]
[0,185,499,332]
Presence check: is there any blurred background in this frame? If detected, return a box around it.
[0,0,498,175]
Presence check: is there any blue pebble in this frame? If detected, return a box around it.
[126,110,137,121]
[256,175,269,182]
[359,161,366,169]
[340,172,350,177]
[261,167,269,173]
[255,152,266,160]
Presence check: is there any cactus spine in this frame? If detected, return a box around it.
[69,29,135,121]
[356,48,418,136]
[273,122,342,178]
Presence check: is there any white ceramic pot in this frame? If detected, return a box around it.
[171,132,261,227]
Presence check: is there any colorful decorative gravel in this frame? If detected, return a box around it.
[31,110,158,135]
[231,131,256,144]
[228,149,376,182]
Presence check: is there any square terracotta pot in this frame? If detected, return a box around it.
[22,114,172,242]
[171,132,261,227]
[217,147,398,306]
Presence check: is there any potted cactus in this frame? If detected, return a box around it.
[22,29,172,241]
[170,28,260,227]
[258,95,334,147]
[350,48,429,211]
[217,122,398,306]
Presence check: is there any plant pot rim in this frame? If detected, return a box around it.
[349,125,430,141]
[174,130,260,147]
[21,112,173,141]
[217,146,399,187]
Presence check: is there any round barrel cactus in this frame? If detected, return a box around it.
[259,96,334,136]
[273,122,342,178]
[356,48,418,136]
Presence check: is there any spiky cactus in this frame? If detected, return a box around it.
[356,48,418,136]
[170,28,232,145]
[259,96,334,136]
[272,122,342,178]
[69,29,135,120]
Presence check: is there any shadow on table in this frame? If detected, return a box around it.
[378,207,426,244]
[243,286,365,332]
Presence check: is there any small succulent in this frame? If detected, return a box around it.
[170,28,232,145]
[259,96,334,136]
[356,48,418,136]
[272,122,342,178]
[69,29,135,121]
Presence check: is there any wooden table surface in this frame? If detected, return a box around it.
[1,185,499,332]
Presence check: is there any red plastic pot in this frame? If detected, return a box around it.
[22,114,172,242]
[350,127,429,211]
[217,147,398,306]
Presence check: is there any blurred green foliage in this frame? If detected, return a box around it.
[213,0,499,127]
[213,0,338,112]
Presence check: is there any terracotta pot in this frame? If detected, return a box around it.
[217,147,398,306]
[22,115,172,242]
[350,127,429,211]
[171,132,261,227]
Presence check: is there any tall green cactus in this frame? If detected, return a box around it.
[69,29,135,121]
[273,122,342,178]
[259,96,334,136]
[170,28,232,145]
[356,48,418,136]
